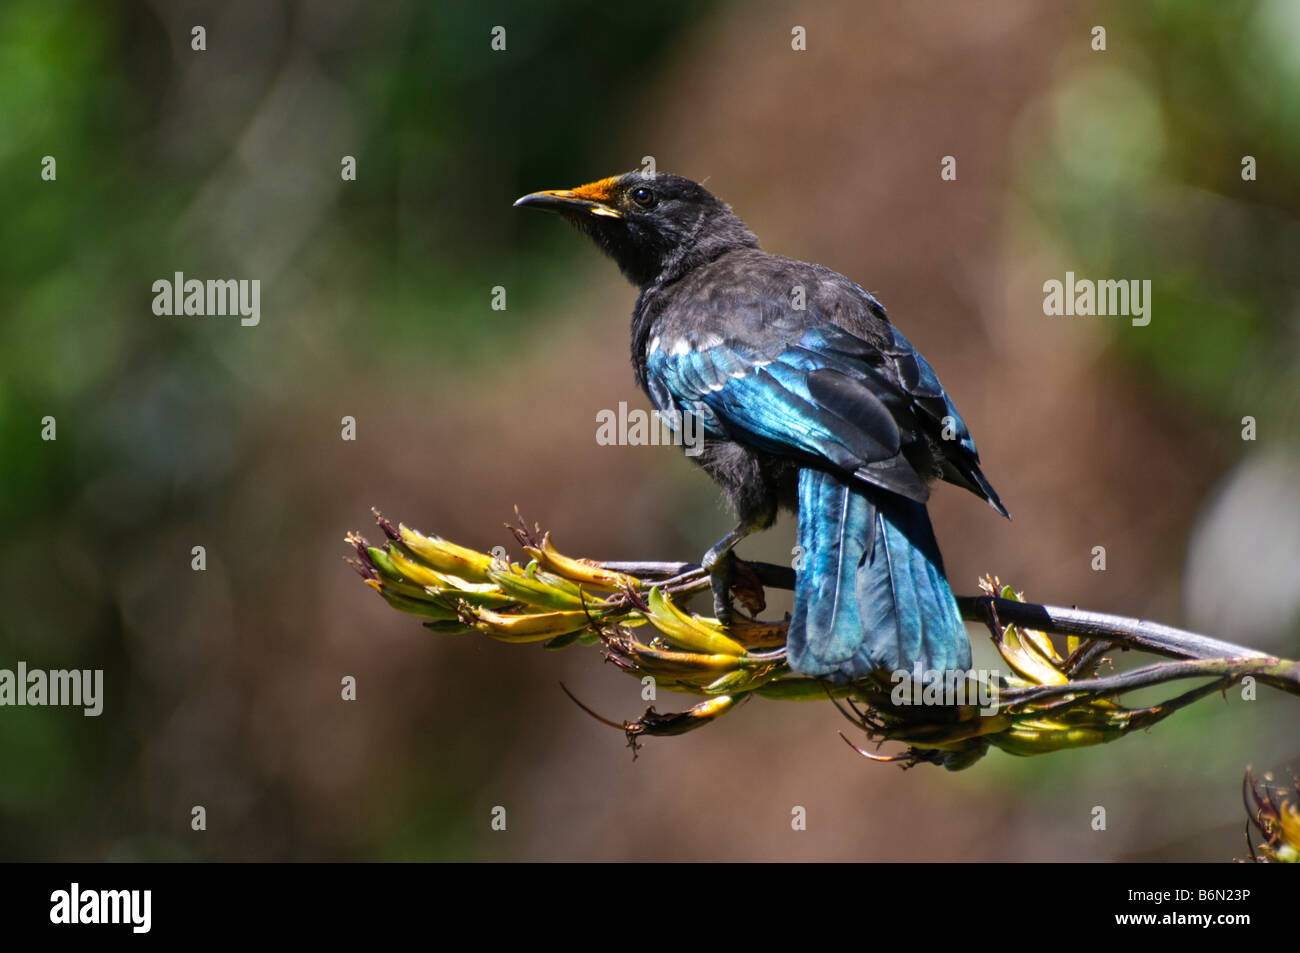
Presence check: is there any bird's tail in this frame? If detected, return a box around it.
[786,467,970,682]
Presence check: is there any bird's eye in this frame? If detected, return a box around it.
[630,186,656,208]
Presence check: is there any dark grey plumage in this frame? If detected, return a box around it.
[515,171,1006,679]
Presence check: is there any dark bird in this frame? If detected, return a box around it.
[515,172,1007,681]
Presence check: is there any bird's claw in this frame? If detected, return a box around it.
[704,549,736,626]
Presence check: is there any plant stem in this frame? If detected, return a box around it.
[599,558,1293,682]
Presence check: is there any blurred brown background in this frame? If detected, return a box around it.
[2,0,1298,860]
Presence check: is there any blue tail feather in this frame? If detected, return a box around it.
[787,468,970,682]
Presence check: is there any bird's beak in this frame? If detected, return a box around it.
[513,178,623,219]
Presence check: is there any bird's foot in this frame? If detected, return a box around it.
[702,547,736,626]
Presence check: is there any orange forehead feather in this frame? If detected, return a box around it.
[567,176,620,202]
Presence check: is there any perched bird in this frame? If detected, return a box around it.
[515,172,1007,681]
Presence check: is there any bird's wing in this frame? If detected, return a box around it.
[811,322,1007,516]
[647,321,1007,515]
[646,327,930,502]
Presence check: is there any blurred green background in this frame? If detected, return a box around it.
[1,0,1297,860]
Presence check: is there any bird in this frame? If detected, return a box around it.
[514,171,1007,682]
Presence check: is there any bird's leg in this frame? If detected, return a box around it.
[701,525,753,625]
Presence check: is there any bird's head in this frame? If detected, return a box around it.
[514,171,758,287]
